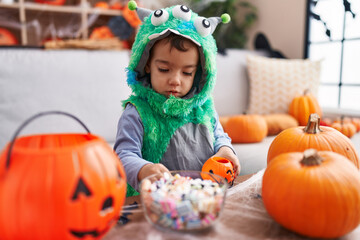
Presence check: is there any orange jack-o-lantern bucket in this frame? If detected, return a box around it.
[0,111,127,240]
[202,157,235,186]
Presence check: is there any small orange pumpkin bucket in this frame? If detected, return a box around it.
[0,111,127,240]
[202,156,235,186]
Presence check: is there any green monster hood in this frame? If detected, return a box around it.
[125,1,230,118]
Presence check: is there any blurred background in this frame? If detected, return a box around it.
[0,0,359,112]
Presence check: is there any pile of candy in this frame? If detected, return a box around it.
[141,172,226,231]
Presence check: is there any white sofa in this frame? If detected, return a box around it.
[1,49,358,176]
[213,50,275,175]
[0,49,131,148]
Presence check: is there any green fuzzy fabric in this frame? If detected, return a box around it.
[126,184,139,197]
[125,94,215,197]
[124,6,219,197]
[128,95,215,164]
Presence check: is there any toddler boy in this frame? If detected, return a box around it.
[114,2,240,196]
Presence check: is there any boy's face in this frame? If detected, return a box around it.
[145,39,199,98]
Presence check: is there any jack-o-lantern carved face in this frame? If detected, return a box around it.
[0,134,127,240]
[68,172,122,238]
[202,157,234,186]
[65,139,126,240]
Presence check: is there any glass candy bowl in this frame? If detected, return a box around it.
[140,170,229,232]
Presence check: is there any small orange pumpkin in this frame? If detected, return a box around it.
[225,114,267,143]
[202,157,234,185]
[334,116,360,133]
[89,26,114,40]
[289,89,322,126]
[331,116,356,138]
[350,117,360,132]
[0,111,127,240]
[110,2,124,10]
[94,1,109,9]
[35,0,65,6]
[0,28,18,45]
[319,117,332,127]
[267,113,359,168]
[262,149,360,238]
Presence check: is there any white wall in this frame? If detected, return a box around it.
[245,0,307,59]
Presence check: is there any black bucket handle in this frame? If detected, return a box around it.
[6,111,91,169]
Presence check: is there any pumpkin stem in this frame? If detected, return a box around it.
[304,89,310,95]
[301,149,323,166]
[303,113,322,134]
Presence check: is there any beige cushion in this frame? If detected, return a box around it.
[263,113,298,136]
[213,49,268,116]
[246,55,321,115]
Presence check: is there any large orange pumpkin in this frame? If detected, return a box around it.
[262,149,360,238]
[202,156,234,186]
[0,111,127,240]
[225,114,267,143]
[267,113,359,168]
[289,89,322,126]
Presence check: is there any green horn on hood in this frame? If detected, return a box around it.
[208,14,231,34]
[128,0,152,22]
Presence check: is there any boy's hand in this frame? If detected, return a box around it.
[137,163,170,182]
[213,146,241,178]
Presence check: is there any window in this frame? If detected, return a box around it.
[305,0,360,112]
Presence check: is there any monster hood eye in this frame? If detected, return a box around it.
[172,5,191,21]
[151,9,169,26]
[194,17,211,37]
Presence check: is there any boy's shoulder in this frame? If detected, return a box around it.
[122,103,141,120]
[124,102,136,110]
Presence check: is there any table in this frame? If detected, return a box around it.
[103,170,360,240]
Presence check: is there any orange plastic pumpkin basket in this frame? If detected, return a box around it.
[202,156,235,186]
[0,111,127,240]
